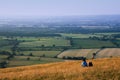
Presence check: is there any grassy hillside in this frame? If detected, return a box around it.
[0,57,120,80]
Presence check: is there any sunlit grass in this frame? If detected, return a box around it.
[0,57,120,80]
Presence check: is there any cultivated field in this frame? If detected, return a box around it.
[0,55,63,67]
[0,57,120,80]
[72,38,116,48]
[7,56,63,67]
[96,48,120,58]
[0,46,12,52]
[19,37,70,47]
[57,49,99,59]
[60,33,120,38]
[1,34,120,68]
[21,51,61,57]
[0,40,12,47]
[60,33,98,38]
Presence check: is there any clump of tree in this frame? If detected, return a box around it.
[29,53,33,56]
[27,57,30,60]
[62,56,86,60]
[0,61,8,68]
[6,54,14,60]
[19,53,24,56]
[38,56,41,61]
[89,35,115,41]
[41,54,46,57]
[10,39,20,56]
[0,51,11,55]
[112,34,120,38]
[92,53,96,59]
[52,44,56,47]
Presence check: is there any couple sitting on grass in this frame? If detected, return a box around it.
[81,58,93,67]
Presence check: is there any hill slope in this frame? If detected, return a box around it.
[0,57,120,80]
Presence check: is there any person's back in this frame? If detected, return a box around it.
[88,62,93,67]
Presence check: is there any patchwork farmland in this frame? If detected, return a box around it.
[58,48,120,59]
[57,49,100,59]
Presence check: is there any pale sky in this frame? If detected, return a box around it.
[0,0,120,18]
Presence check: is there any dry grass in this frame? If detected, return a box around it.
[0,57,120,80]
[96,48,120,58]
[57,49,99,59]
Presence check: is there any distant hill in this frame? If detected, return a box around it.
[0,57,120,80]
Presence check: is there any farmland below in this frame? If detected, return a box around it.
[1,15,120,68]
[1,32,120,68]
[57,48,120,59]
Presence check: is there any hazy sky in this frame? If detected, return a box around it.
[0,0,120,18]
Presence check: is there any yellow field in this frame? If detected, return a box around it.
[96,48,120,58]
[0,57,120,80]
[57,49,99,59]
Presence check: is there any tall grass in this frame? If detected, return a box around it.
[0,57,120,80]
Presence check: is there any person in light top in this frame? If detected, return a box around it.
[81,58,88,67]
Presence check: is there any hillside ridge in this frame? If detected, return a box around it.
[0,57,120,80]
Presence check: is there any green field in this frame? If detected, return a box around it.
[0,36,66,68]
[0,40,12,47]
[95,32,120,35]
[19,37,70,47]
[0,33,120,68]
[8,56,63,67]
[0,46,12,52]
[72,38,116,48]
[0,55,63,67]
[21,51,61,57]
[60,33,120,39]
[116,40,120,44]
[7,56,63,67]
[16,37,39,42]
[60,33,100,38]
[0,55,8,60]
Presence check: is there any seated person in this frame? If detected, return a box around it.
[81,58,88,67]
[88,62,93,67]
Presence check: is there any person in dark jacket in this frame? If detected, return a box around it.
[88,62,93,67]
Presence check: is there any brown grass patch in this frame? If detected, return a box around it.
[0,57,120,80]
